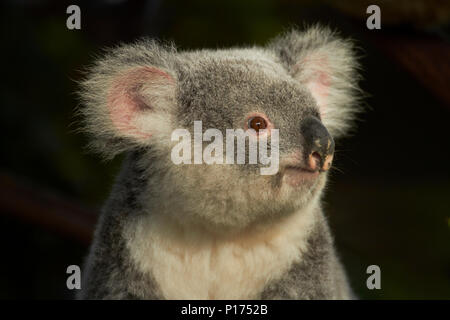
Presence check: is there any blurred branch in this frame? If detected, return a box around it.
[0,171,97,245]
[369,32,450,107]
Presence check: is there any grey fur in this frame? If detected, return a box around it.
[77,26,361,300]
[260,210,353,299]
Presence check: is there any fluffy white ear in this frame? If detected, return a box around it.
[78,41,177,158]
[269,26,362,138]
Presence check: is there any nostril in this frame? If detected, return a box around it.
[308,151,322,171]
[311,151,322,163]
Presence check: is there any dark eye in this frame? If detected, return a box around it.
[248,116,267,132]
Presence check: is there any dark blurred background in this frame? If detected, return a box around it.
[1,0,449,299]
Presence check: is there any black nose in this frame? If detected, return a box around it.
[300,116,335,172]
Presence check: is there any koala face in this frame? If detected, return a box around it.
[79,27,361,232]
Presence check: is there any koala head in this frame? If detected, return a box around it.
[79,26,361,232]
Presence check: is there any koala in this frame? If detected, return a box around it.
[77,26,361,300]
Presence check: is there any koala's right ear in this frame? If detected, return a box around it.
[78,41,177,158]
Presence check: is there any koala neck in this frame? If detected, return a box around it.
[142,189,321,240]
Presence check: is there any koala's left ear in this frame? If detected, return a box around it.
[268,26,362,138]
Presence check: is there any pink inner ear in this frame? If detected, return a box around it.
[107,67,174,139]
[295,55,331,117]
[306,70,330,113]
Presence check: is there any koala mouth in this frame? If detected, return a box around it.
[283,165,320,187]
[284,165,320,175]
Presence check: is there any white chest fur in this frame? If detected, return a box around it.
[125,207,316,299]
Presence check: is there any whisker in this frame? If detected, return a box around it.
[330,165,345,174]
